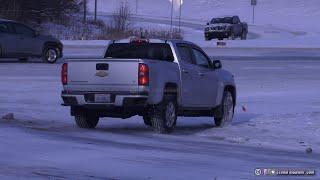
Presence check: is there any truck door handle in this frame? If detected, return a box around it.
[198,73,205,77]
[96,63,109,70]
[182,69,189,74]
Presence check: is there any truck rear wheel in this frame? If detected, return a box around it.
[150,96,177,134]
[214,91,234,127]
[143,115,152,126]
[74,110,99,129]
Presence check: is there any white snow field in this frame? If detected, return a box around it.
[0,1,319,179]
[88,0,320,32]
[85,0,320,49]
[0,56,319,179]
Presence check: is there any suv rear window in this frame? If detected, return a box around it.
[105,43,174,62]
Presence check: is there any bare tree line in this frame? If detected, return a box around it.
[0,0,85,23]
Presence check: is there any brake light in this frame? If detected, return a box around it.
[130,37,149,44]
[138,63,149,86]
[61,63,68,85]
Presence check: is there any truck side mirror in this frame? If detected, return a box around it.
[212,60,222,69]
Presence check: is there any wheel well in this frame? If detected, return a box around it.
[224,85,236,106]
[43,42,62,57]
[43,42,59,52]
[164,83,178,96]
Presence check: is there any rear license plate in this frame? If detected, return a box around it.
[94,94,111,103]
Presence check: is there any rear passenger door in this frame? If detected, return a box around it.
[0,22,20,56]
[176,44,202,107]
[11,23,37,56]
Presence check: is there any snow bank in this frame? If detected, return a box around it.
[62,22,320,49]
[197,59,320,151]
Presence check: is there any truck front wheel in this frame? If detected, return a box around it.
[230,32,236,40]
[74,110,99,129]
[214,91,234,127]
[241,31,247,40]
[150,96,177,134]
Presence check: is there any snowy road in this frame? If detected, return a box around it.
[62,45,320,60]
[0,58,319,179]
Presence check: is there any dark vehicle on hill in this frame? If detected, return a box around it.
[0,19,63,63]
[204,16,248,41]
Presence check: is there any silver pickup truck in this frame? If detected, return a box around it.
[61,38,236,133]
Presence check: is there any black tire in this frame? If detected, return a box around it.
[149,95,178,134]
[230,31,236,40]
[241,31,247,40]
[18,58,28,62]
[143,115,152,126]
[214,91,234,127]
[42,46,59,64]
[74,110,99,129]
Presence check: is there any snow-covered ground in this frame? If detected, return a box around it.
[88,0,320,33]
[1,1,320,178]
[61,18,320,49]
[134,21,320,48]
[0,55,319,179]
[84,0,320,49]
[62,41,320,60]
[199,59,320,151]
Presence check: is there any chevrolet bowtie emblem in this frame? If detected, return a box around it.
[95,70,108,77]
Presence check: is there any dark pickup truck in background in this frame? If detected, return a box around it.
[204,16,248,41]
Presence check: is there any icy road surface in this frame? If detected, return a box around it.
[0,59,319,180]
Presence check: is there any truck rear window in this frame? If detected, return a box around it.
[105,43,174,62]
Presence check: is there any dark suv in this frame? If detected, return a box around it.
[204,16,248,41]
[0,19,62,63]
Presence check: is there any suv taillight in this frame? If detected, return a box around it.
[61,63,68,85]
[138,63,149,86]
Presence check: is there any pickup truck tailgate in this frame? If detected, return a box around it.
[67,59,139,91]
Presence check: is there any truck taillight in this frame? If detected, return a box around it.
[61,63,68,85]
[138,63,149,86]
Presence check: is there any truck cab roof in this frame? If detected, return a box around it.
[111,38,198,47]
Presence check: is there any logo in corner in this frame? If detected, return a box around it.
[255,168,262,176]
[95,70,108,77]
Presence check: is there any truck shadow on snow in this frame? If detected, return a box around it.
[0,113,259,136]
[97,123,214,136]
[1,116,216,136]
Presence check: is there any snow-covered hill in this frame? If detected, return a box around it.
[88,0,320,33]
